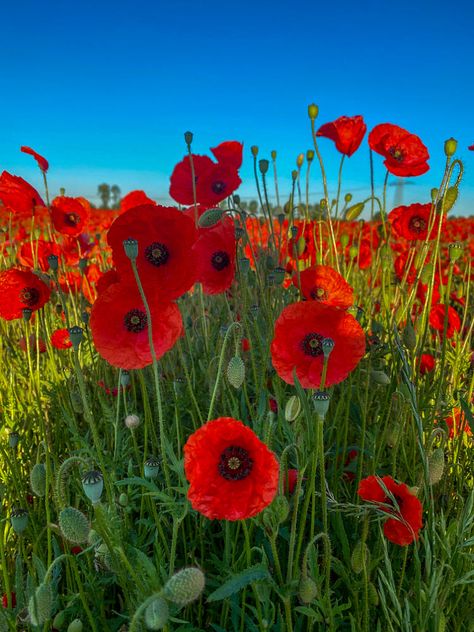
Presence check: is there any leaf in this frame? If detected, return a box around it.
[114,477,158,492]
[207,564,270,602]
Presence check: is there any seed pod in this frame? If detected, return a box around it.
[10,508,28,534]
[52,610,66,629]
[28,583,53,627]
[81,470,104,503]
[144,596,169,630]
[285,395,301,422]
[308,103,319,120]
[428,448,445,485]
[30,463,47,497]
[351,540,370,574]
[298,576,318,603]
[164,567,205,606]
[59,507,90,544]
[444,137,457,157]
[144,457,160,479]
[227,355,245,389]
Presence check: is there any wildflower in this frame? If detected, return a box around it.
[316,115,367,156]
[0,267,51,320]
[20,146,49,172]
[120,189,156,213]
[444,408,472,439]
[193,217,236,294]
[368,123,429,176]
[51,328,73,349]
[388,203,444,241]
[429,303,461,339]
[184,417,279,520]
[51,196,89,236]
[0,171,45,217]
[293,264,354,309]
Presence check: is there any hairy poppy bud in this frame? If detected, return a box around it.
[345,202,365,221]
[308,103,319,120]
[198,208,225,228]
[164,567,205,606]
[227,355,245,389]
[351,540,370,574]
[438,186,458,213]
[28,583,53,627]
[298,576,318,603]
[144,595,169,630]
[428,448,445,485]
[59,507,90,544]
[285,395,301,422]
[444,137,457,157]
[30,463,46,497]
[125,414,141,429]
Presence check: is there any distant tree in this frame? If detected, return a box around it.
[98,183,111,209]
[111,185,121,209]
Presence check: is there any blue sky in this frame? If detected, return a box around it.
[1,0,473,214]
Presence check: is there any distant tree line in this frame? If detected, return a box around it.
[97,184,121,209]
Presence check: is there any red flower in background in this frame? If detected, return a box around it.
[429,304,461,339]
[51,196,89,236]
[293,264,354,309]
[120,190,156,213]
[18,239,61,272]
[271,301,366,388]
[0,267,51,320]
[107,204,197,300]
[2,592,16,609]
[389,203,444,241]
[445,408,472,439]
[0,171,45,217]
[90,280,183,369]
[368,123,429,177]
[468,144,474,151]
[184,417,279,520]
[51,328,72,349]
[20,146,49,172]
[210,141,243,169]
[316,115,367,157]
[418,353,435,375]
[358,475,423,546]
[193,218,236,294]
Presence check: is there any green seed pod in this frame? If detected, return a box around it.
[30,463,47,497]
[144,457,160,479]
[81,470,104,503]
[444,137,457,157]
[10,508,28,534]
[344,193,353,203]
[308,103,319,120]
[123,238,138,260]
[312,391,330,418]
[428,448,445,485]
[68,326,83,349]
[351,540,370,574]
[8,432,19,449]
[184,131,193,146]
[164,567,205,606]
[53,610,67,629]
[344,202,365,221]
[340,233,350,248]
[67,619,84,632]
[144,596,169,630]
[448,241,463,262]
[368,582,379,606]
[251,145,259,157]
[285,395,301,422]
[227,355,245,389]
[402,320,417,351]
[420,263,434,285]
[28,583,53,627]
[198,208,225,228]
[349,245,358,259]
[298,576,318,603]
[273,266,286,285]
[59,507,90,544]
[259,159,270,174]
[271,150,277,160]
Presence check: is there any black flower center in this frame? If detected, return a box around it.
[211,250,230,271]
[20,287,40,307]
[310,286,328,301]
[124,308,147,333]
[389,146,404,162]
[145,242,169,267]
[211,180,226,194]
[218,446,253,481]
[408,216,427,233]
[65,213,81,226]
[301,332,324,357]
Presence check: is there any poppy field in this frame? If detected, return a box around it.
[0,107,473,632]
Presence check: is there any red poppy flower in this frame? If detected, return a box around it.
[183,417,279,521]
[169,155,215,206]
[193,218,236,294]
[429,304,461,339]
[18,239,61,272]
[468,144,474,151]
[358,475,423,546]
[90,280,183,369]
[0,171,45,217]
[368,123,429,177]
[270,301,366,388]
[418,353,435,375]
[0,267,51,320]
[20,146,49,172]
[284,469,300,495]
[51,196,89,236]
[51,328,73,349]
[444,408,472,439]
[316,115,367,157]
[293,265,354,309]
[95,269,120,296]
[107,204,197,301]
[389,203,444,241]
[120,190,156,213]
[210,141,243,169]
[2,592,16,609]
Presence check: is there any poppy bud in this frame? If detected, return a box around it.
[59,507,90,544]
[251,145,259,157]
[444,137,457,157]
[259,159,269,175]
[402,320,417,351]
[428,447,445,485]
[82,470,104,503]
[368,582,379,606]
[10,508,28,534]
[431,188,438,202]
[271,150,277,160]
[421,263,433,284]
[59,187,66,196]
[438,186,458,213]
[52,610,66,629]
[30,463,47,497]
[184,131,193,146]
[285,395,301,422]
[307,103,319,120]
[340,233,350,248]
[164,567,205,606]
[118,493,128,507]
[144,457,160,479]
[298,576,318,603]
[296,153,304,168]
[306,149,315,162]
[351,540,370,574]
[78,258,87,273]
[123,237,139,260]
[312,391,330,418]
[198,208,225,228]
[144,595,169,630]
[370,370,390,385]
[349,245,358,259]
[320,198,328,210]
[47,254,59,271]
[28,583,53,627]
[291,170,298,182]
[345,202,365,221]
[344,193,353,203]
[68,326,83,350]
[448,242,463,262]
[227,355,245,389]
[67,619,83,632]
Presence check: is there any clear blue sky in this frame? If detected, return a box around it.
[1,0,473,214]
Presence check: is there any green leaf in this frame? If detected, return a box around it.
[207,564,270,602]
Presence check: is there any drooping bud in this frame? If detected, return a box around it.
[285,395,301,422]
[123,237,139,260]
[370,370,391,385]
[81,470,104,504]
[144,595,169,630]
[164,567,206,606]
[351,540,370,574]
[428,448,445,485]
[198,208,225,228]
[402,320,417,351]
[59,507,90,544]
[345,202,365,221]
[30,463,47,497]
[438,186,458,213]
[444,137,457,157]
[28,583,53,627]
[307,103,319,120]
[227,355,245,389]
[298,576,318,603]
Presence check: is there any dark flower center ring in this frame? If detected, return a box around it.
[211,250,230,271]
[301,332,324,357]
[20,287,40,307]
[218,445,253,481]
[310,286,328,301]
[124,308,147,333]
[408,216,427,233]
[389,146,404,162]
[145,242,169,267]
[65,213,81,226]
[211,180,226,194]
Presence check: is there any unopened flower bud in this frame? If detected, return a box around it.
[306,149,315,162]
[298,576,318,603]
[164,567,205,606]
[296,153,304,168]
[144,595,169,630]
[59,507,90,544]
[340,233,350,248]
[344,193,353,203]
[291,170,298,182]
[251,145,259,157]
[271,150,277,160]
[308,103,319,120]
[184,131,193,146]
[345,202,365,221]
[444,137,457,157]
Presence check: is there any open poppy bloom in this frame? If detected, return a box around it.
[388,203,444,241]
[18,239,61,272]
[270,301,366,388]
[292,264,354,309]
[210,140,243,169]
[193,218,236,294]
[107,204,197,300]
[0,171,45,217]
[368,123,429,177]
[20,146,49,172]
[51,328,73,349]
[316,115,367,157]
[358,475,423,546]
[184,417,279,520]
[444,408,472,439]
[90,280,183,369]
[120,190,156,213]
[0,267,51,320]
[429,303,461,339]
[51,196,89,236]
